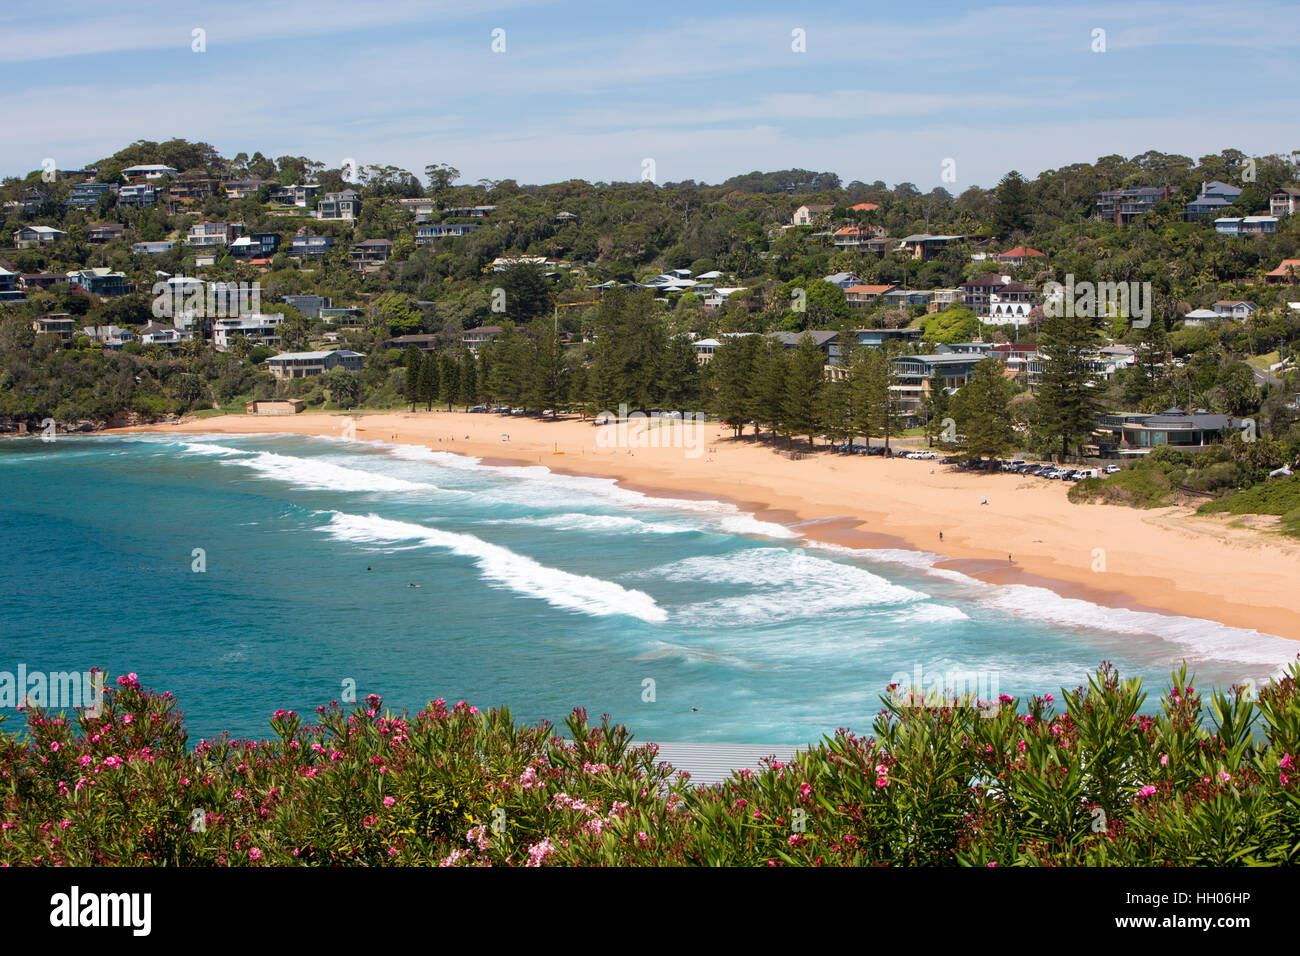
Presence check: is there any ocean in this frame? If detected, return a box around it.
[1,432,1294,745]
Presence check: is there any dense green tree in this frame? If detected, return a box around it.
[709,335,758,435]
[952,359,1015,460]
[750,338,789,436]
[783,334,826,445]
[403,345,423,410]
[1036,311,1102,459]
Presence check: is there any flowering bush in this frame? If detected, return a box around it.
[2,662,1298,866]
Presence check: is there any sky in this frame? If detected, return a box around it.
[1,0,1297,190]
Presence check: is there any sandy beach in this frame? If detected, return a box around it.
[125,410,1300,644]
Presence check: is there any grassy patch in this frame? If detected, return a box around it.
[1198,476,1300,537]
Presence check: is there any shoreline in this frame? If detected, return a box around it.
[116,410,1300,645]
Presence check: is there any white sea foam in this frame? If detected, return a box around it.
[381,441,795,538]
[218,450,436,492]
[319,511,668,623]
[891,603,971,625]
[484,513,700,536]
[811,541,1298,671]
[645,548,925,626]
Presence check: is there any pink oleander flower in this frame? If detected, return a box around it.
[1281,754,1294,770]
[467,825,491,851]
[987,861,998,867]
[248,848,262,861]
[440,848,467,867]
[1160,754,1169,766]
[1137,785,1157,798]
[1218,770,1232,783]
[526,839,556,867]
[49,742,59,752]
[1016,740,1026,753]
[636,832,649,845]
[383,796,395,807]
[1044,694,1053,702]
[799,782,812,801]
[122,715,132,725]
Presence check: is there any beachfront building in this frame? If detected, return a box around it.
[246,398,305,415]
[890,353,983,419]
[266,349,365,380]
[462,325,502,354]
[1096,408,1241,457]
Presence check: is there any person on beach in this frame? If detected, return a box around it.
[939,531,943,541]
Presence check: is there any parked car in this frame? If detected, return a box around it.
[491,405,510,413]
[468,404,489,413]
[1104,465,1122,474]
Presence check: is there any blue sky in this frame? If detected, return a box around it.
[1,0,1297,189]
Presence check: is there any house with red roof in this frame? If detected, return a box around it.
[997,246,1045,267]
[1265,259,1300,284]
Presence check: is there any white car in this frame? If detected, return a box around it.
[1104,465,1121,474]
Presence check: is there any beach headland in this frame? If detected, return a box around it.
[123,410,1300,643]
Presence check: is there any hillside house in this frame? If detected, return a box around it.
[266,350,364,380]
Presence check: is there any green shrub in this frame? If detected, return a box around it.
[3,663,1299,866]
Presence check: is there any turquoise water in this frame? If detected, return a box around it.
[1,433,1294,745]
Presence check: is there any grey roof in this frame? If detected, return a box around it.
[767,330,839,347]
[268,350,364,361]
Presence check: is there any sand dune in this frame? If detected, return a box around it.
[126,410,1300,643]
